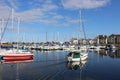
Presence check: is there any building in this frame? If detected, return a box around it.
[88,39,95,44]
[108,34,120,44]
[70,38,78,45]
[96,35,108,45]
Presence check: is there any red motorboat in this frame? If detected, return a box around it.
[3,54,34,60]
[0,49,34,60]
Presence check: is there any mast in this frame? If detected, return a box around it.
[79,9,87,45]
[57,31,59,42]
[0,20,1,49]
[0,18,4,49]
[46,32,47,42]
[79,9,83,40]
[1,18,4,39]
[12,8,14,42]
[79,9,84,46]
[17,17,20,51]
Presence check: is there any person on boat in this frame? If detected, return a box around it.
[68,52,72,57]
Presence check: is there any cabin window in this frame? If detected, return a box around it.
[73,53,80,58]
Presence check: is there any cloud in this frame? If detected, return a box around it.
[0,0,59,23]
[15,9,44,22]
[0,1,11,19]
[42,4,58,11]
[53,15,64,19]
[0,0,86,28]
[61,0,110,10]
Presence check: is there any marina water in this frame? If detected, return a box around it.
[0,50,120,80]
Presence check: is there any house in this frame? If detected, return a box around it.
[88,39,95,44]
[70,38,78,45]
[108,34,120,44]
[96,35,108,45]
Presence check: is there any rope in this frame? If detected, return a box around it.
[0,12,11,42]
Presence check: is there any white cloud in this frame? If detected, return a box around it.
[15,9,44,22]
[0,0,90,28]
[53,15,64,19]
[37,0,59,12]
[1,0,59,23]
[61,0,110,10]
[41,3,58,12]
[0,2,11,19]
[39,19,59,26]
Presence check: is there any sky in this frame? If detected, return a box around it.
[0,0,120,42]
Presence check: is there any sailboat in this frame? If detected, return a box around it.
[67,10,88,62]
[0,9,34,60]
[67,51,88,61]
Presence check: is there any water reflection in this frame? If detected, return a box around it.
[0,59,34,80]
[0,51,120,80]
[66,59,88,70]
[66,60,88,80]
[95,50,120,58]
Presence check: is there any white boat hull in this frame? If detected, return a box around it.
[67,52,88,62]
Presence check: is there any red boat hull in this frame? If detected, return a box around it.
[3,54,34,60]
[4,58,33,63]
